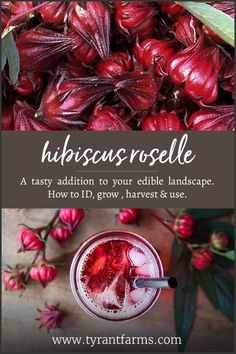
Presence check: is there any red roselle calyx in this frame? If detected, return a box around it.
[29,259,57,288]
[9,1,34,26]
[38,2,67,26]
[36,76,114,124]
[69,2,110,60]
[2,266,25,291]
[219,57,234,94]
[16,27,72,72]
[188,106,235,131]
[114,2,156,41]
[117,209,138,224]
[114,70,158,111]
[86,105,131,131]
[37,304,63,330]
[174,16,199,47]
[134,38,178,77]
[50,227,72,243]
[142,112,184,131]
[210,232,229,251]
[168,37,221,104]
[67,28,97,65]
[59,209,84,232]
[2,105,14,130]
[95,52,133,78]
[15,71,43,96]
[18,228,44,252]
[191,249,214,271]
[160,2,185,19]
[173,213,195,239]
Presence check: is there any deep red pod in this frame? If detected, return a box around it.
[219,57,234,93]
[64,53,88,78]
[134,38,178,77]
[142,112,184,131]
[16,27,72,72]
[69,2,110,60]
[15,71,43,96]
[38,1,67,26]
[95,52,133,78]
[191,249,214,271]
[114,1,156,41]
[173,213,195,238]
[117,209,138,224]
[86,105,131,131]
[38,305,63,330]
[160,2,185,19]
[188,106,235,131]
[9,1,34,26]
[174,16,199,47]
[2,104,14,130]
[37,76,114,124]
[67,28,98,65]
[114,70,158,111]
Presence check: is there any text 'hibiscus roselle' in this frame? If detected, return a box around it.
[2,1,234,131]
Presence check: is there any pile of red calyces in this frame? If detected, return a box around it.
[2,1,235,131]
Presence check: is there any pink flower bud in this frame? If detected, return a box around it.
[2,266,25,291]
[95,52,133,78]
[114,70,158,111]
[114,2,156,41]
[188,106,234,131]
[37,76,114,124]
[69,2,110,60]
[38,2,67,26]
[15,71,43,96]
[59,209,84,231]
[173,213,195,239]
[37,304,63,330]
[18,228,44,252]
[17,27,72,72]
[142,112,184,131]
[174,16,199,47]
[134,38,178,77]
[210,232,229,251]
[86,105,131,131]
[29,259,57,288]
[50,227,72,243]
[191,249,213,271]
[117,209,138,224]
[67,28,97,65]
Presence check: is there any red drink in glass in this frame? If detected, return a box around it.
[70,230,163,321]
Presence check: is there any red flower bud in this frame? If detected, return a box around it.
[10,1,34,26]
[114,70,158,111]
[114,2,156,41]
[50,227,72,243]
[59,208,84,231]
[142,112,184,131]
[29,259,57,288]
[174,16,199,47]
[67,28,97,65]
[37,304,63,330]
[18,228,44,252]
[192,249,213,271]
[219,57,234,93]
[117,208,138,224]
[210,232,229,251]
[86,105,131,131]
[173,213,195,239]
[38,2,67,26]
[17,27,72,72]
[37,76,114,124]
[188,106,234,131]
[15,71,43,96]
[69,2,110,60]
[2,266,25,291]
[134,38,178,77]
[95,52,133,78]
[160,2,185,19]
[64,54,88,78]
[168,37,220,104]
[2,104,14,130]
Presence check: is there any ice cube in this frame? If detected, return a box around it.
[129,289,146,303]
[129,247,147,266]
[136,264,150,276]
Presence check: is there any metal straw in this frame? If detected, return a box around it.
[133,277,177,289]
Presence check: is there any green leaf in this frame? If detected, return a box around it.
[224,250,235,261]
[180,2,234,47]
[182,209,233,221]
[2,32,20,84]
[174,256,197,351]
[196,268,219,309]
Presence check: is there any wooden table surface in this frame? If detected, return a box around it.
[2,209,234,352]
